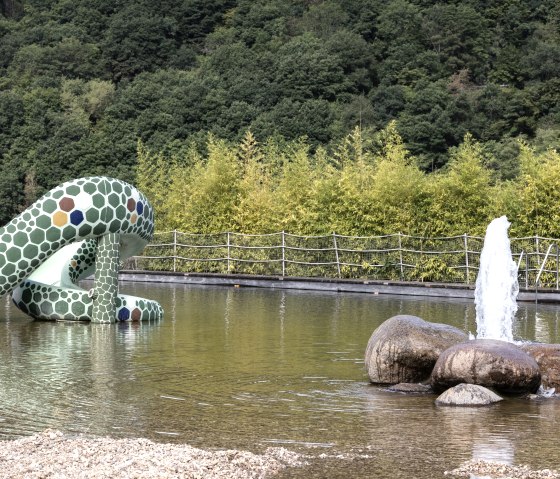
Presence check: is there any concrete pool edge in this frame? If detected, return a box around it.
[117,271,560,303]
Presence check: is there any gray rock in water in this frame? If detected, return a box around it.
[365,315,468,384]
[387,382,433,393]
[519,343,560,391]
[435,383,503,406]
[431,338,541,394]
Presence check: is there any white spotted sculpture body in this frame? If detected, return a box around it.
[1,177,163,322]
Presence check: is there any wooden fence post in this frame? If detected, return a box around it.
[227,232,231,274]
[464,233,469,285]
[333,232,341,278]
[398,233,404,280]
[281,231,286,277]
[173,229,177,273]
[556,243,560,289]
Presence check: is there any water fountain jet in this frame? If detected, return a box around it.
[474,216,519,342]
[367,215,545,398]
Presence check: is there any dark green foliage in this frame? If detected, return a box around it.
[1,0,24,19]
[0,0,559,227]
[251,99,334,145]
[398,80,468,170]
[101,4,178,82]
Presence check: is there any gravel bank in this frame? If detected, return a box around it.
[445,460,560,479]
[0,430,304,478]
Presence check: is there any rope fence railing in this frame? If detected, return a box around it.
[121,231,560,290]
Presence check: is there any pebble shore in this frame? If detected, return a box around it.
[445,460,560,479]
[4,431,558,478]
[0,430,304,478]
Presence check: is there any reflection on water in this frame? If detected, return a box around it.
[472,437,514,464]
[1,285,560,477]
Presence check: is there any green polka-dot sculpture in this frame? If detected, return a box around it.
[2,177,164,322]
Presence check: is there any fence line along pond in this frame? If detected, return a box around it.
[123,230,560,290]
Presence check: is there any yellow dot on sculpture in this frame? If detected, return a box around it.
[52,211,68,227]
[130,213,137,224]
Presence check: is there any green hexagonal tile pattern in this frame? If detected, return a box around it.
[6,177,163,322]
[91,233,120,323]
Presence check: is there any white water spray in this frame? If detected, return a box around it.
[474,216,519,342]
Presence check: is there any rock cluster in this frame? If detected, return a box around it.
[365,315,559,405]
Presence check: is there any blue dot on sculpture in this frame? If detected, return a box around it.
[1,177,163,323]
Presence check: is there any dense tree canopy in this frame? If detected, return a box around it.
[0,0,559,230]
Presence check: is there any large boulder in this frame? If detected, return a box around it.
[365,315,468,384]
[431,339,541,394]
[519,343,560,390]
[435,383,503,406]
